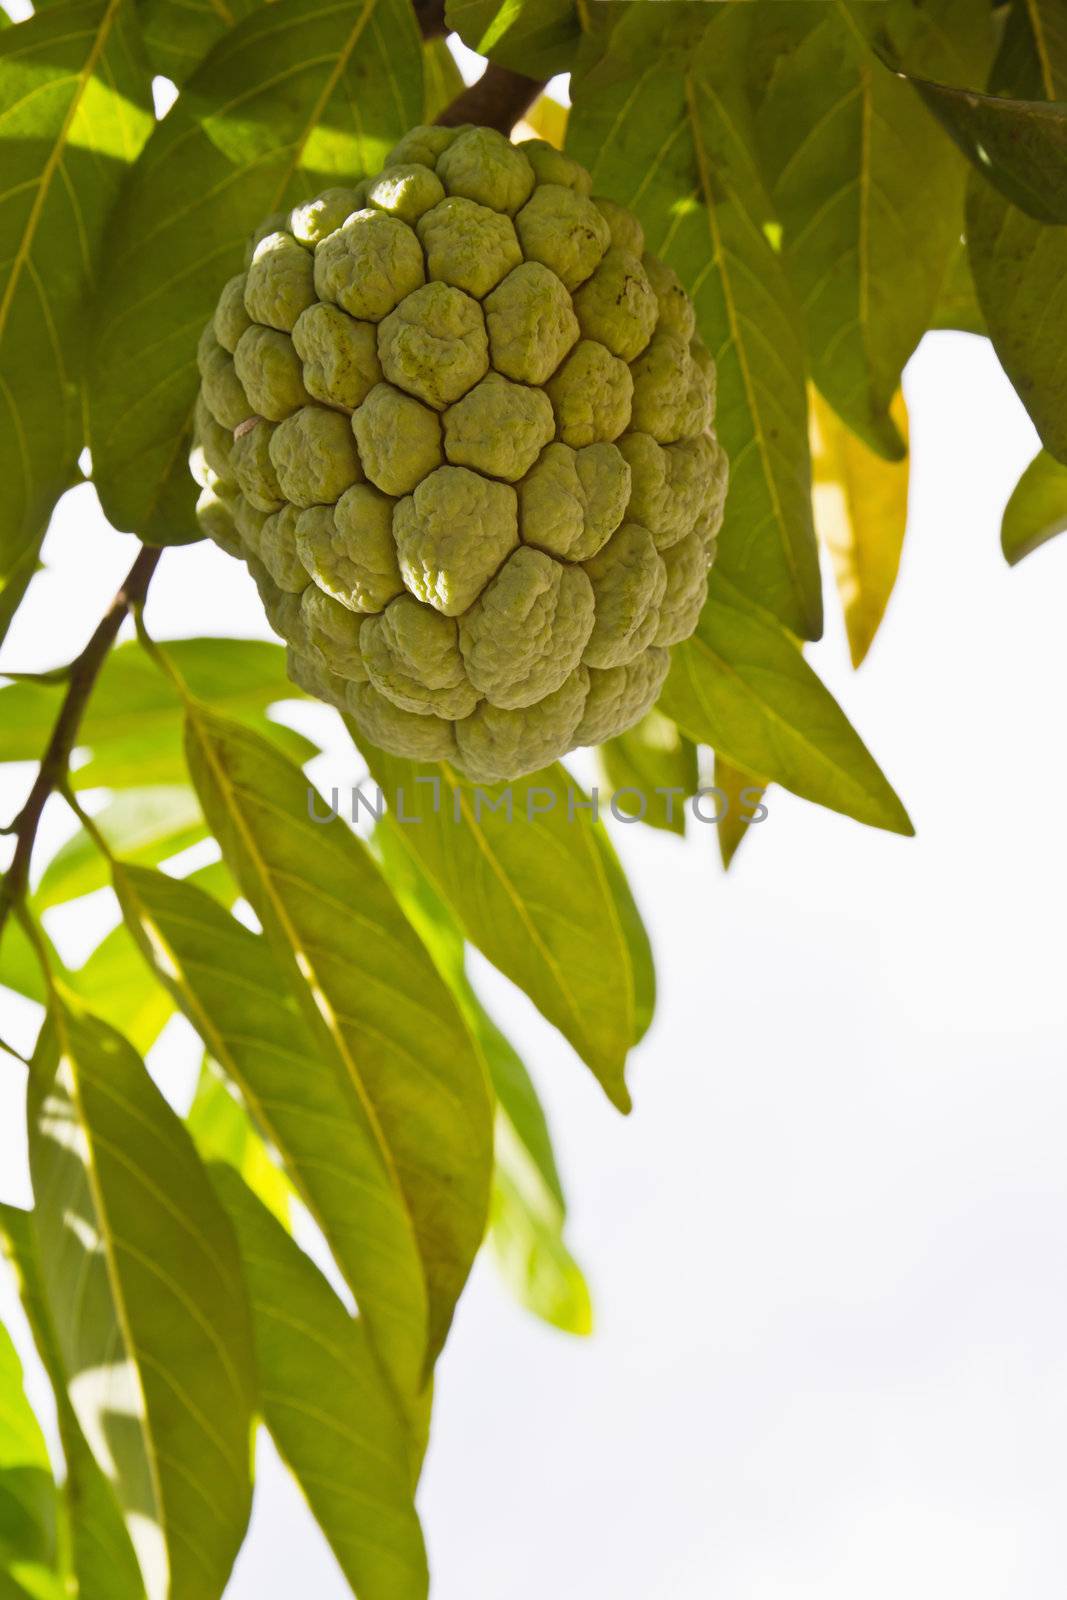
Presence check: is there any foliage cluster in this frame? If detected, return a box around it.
[0,1,1063,1594]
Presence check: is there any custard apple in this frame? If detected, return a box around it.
[191,125,727,783]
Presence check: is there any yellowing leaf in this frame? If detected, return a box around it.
[522,93,569,149]
[713,752,768,872]
[810,386,910,667]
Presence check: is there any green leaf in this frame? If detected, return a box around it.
[567,5,823,638]
[0,1205,147,1600]
[181,705,494,1391]
[27,1002,256,1600]
[373,821,565,1210]
[967,3,1067,463]
[0,1319,57,1576]
[489,1154,591,1338]
[887,56,1067,224]
[758,0,993,460]
[210,1166,429,1600]
[33,787,205,910]
[0,534,43,653]
[0,638,316,780]
[0,0,152,593]
[67,922,175,1057]
[660,571,913,835]
[353,741,654,1113]
[112,860,431,1435]
[422,35,463,122]
[139,0,266,86]
[88,0,423,542]
[713,752,768,872]
[186,1059,292,1227]
[445,0,581,77]
[1001,448,1067,564]
[598,711,698,836]
[930,235,987,334]
[810,386,910,667]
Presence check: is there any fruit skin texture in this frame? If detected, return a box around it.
[191,126,727,783]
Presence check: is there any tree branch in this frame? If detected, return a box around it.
[414,0,448,39]
[0,543,162,938]
[435,62,548,135]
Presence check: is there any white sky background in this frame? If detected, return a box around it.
[1,81,1067,1600]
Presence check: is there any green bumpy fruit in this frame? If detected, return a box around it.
[191,125,728,783]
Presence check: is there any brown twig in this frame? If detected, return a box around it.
[435,61,548,134]
[0,543,162,939]
[414,0,448,39]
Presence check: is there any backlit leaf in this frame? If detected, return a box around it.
[0,1205,146,1600]
[112,860,433,1434]
[353,741,654,1112]
[810,385,910,666]
[27,1003,256,1600]
[599,711,698,836]
[445,0,580,77]
[33,787,206,910]
[88,0,423,542]
[186,1059,292,1228]
[713,752,768,871]
[0,638,316,780]
[489,1131,591,1338]
[0,1,151,592]
[758,0,992,459]
[660,571,913,835]
[212,1168,429,1599]
[568,5,823,638]
[139,0,267,86]
[0,1317,57,1577]
[967,2,1067,463]
[1001,448,1067,565]
[182,705,493,1392]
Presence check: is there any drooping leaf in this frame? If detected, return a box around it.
[27,1002,256,1600]
[353,740,654,1113]
[489,1130,591,1338]
[568,5,823,638]
[0,1205,146,1600]
[0,638,316,780]
[758,0,993,460]
[211,1167,429,1599]
[598,711,698,836]
[68,921,175,1057]
[373,821,565,1209]
[33,787,205,910]
[445,0,581,77]
[886,54,1067,223]
[967,3,1067,463]
[366,823,591,1335]
[660,571,913,835]
[112,857,432,1434]
[0,1318,57,1578]
[1001,448,1067,564]
[186,1059,292,1227]
[88,0,423,543]
[0,0,152,596]
[810,386,910,667]
[713,752,768,872]
[182,705,494,1389]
